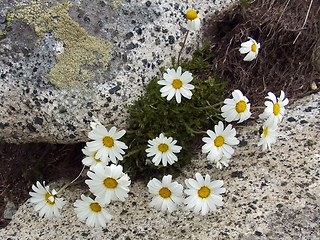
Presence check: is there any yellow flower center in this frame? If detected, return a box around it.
[159,187,171,199]
[186,10,198,20]
[263,127,268,138]
[251,43,257,52]
[45,193,55,205]
[214,135,224,147]
[172,79,183,89]
[158,143,169,153]
[103,177,118,189]
[103,136,114,148]
[93,151,101,162]
[198,186,210,198]
[90,202,102,212]
[273,103,280,116]
[235,100,247,113]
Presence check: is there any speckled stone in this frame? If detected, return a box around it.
[1,92,319,239]
[0,0,236,144]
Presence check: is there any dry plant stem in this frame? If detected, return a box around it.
[223,36,234,64]
[177,30,189,66]
[277,0,291,22]
[122,148,145,159]
[56,165,85,195]
[293,0,313,44]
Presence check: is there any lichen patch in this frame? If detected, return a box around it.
[112,0,122,9]
[15,1,113,88]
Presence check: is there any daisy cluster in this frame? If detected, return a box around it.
[28,8,290,226]
[29,122,131,227]
[147,173,225,215]
[28,119,227,225]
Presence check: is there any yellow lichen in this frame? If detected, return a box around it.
[15,1,113,88]
[15,0,48,25]
[6,13,15,22]
[0,13,15,42]
[112,0,122,9]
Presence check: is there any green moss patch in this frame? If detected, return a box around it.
[121,43,227,179]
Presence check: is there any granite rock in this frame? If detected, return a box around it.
[0,0,235,144]
[0,92,319,239]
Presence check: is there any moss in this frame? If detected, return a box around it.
[121,42,227,179]
[15,1,113,88]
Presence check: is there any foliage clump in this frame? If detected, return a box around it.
[121,43,227,179]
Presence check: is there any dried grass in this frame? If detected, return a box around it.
[204,0,320,109]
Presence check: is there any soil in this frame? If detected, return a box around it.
[0,0,319,229]
[0,143,84,228]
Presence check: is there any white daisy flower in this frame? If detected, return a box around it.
[186,10,200,31]
[86,125,128,164]
[215,155,230,169]
[239,37,260,61]
[259,90,289,126]
[221,89,251,123]
[184,173,226,215]
[85,164,131,205]
[90,116,102,130]
[258,122,278,151]
[82,147,104,170]
[29,181,66,219]
[147,175,184,213]
[202,121,239,161]
[157,66,194,104]
[145,133,182,166]
[74,194,112,228]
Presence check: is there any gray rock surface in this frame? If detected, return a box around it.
[3,200,17,220]
[0,0,235,144]
[1,92,319,239]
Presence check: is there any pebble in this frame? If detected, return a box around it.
[3,200,17,220]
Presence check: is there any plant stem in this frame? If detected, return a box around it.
[183,122,207,134]
[293,0,313,44]
[277,0,291,23]
[56,165,86,195]
[177,30,189,66]
[251,106,266,109]
[193,101,224,110]
[123,147,145,159]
